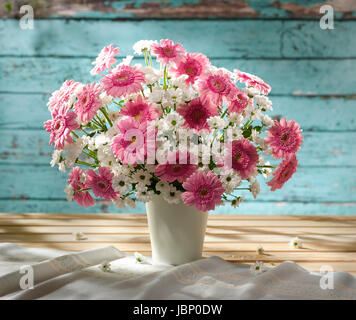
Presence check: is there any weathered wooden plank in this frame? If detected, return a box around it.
[2,19,356,58]
[1,130,354,166]
[2,94,355,132]
[1,0,355,20]
[1,57,356,95]
[0,165,355,202]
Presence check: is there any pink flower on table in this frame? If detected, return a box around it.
[155,150,198,183]
[267,154,298,191]
[265,118,303,159]
[170,53,210,85]
[151,39,185,65]
[111,117,155,166]
[177,97,218,133]
[197,69,237,105]
[68,167,95,207]
[74,83,102,123]
[120,94,161,122]
[90,44,119,75]
[225,139,258,179]
[101,65,145,98]
[182,171,224,211]
[85,166,119,201]
[47,80,80,112]
[227,90,250,114]
[234,69,271,95]
[44,104,79,150]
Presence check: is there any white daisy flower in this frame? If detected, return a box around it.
[207,116,226,130]
[262,114,274,127]
[133,40,157,55]
[228,112,244,126]
[290,237,303,249]
[112,174,130,194]
[163,112,185,131]
[64,184,74,202]
[155,180,170,194]
[99,261,111,272]
[250,261,265,275]
[135,186,153,203]
[134,252,149,264]
[163,186,182,204]
[254,95,272,110]
[73,232,87,241]
[250,180,260,199]
[50,150,62,167]
[65,137,86,168]
[133,169,151,186]
[58,162,66,172]
[220,169,241,193]
[99,92,114,106]
[261,161,273,179]
[256,245,264,255]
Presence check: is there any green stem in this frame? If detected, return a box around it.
[148,51,153,67]
[75,160,98,168]
[100,107,113,127]
[163,65,168,90]
[72,131,79,139]
[143,50,149,66]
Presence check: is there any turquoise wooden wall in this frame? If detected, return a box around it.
[0,0,355,214]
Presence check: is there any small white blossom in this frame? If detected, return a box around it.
[250,180,260,199]
[207,116,226,130]
[290,237,303,249]
[256,245,264,255]
[65,137,86,168]
[262,114,274,127]
[73,232,87,241]
[133,40,157,55]
[64,184,74,202]
[228,112,244,126]
[121,55,133,66]
[134,252,149,264]
[161,112,184,131]
[220,169,241,193]
[99,92,114,106]
[112,174,130,194]
[155,180,170,194]
[99,261,111,272]
[163,186,182,204]
[254,95,272,110]
[135,186,153,203]
[50,150,62,167]
[250,261,265,275]
[112,198,126,209]
[132,169,151,186]
[58,162,66,172]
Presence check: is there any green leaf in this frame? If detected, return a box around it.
[5,2,12,12]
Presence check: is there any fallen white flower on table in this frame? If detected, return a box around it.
[250,261,265,275]
[256,245,264,255]
[135,252,149,264]
[73,232,87,241]
[290,237,302,249]
[100,261,111,272]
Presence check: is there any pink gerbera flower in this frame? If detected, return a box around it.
[85,166,119,201]
[267,154,298,191]
[198,70,237,105]
[227,90,250,114]
[225,139,259,179]
[47,80,80,112]
[90,44,119,75]
[182,171,224,211]
[111,117,155,165]
[101,65,145,98]
[170,53,210,85]
[44,104,79,150]
[177,97,218,133]
[74,83,102,123]
[265,118,303,159]
[151,39,185,65]
[120,94,161,122]
[68,167,95,207]
[234,69,271,95]
[155,150,198,183]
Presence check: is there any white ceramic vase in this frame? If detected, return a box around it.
[146,195,208,266]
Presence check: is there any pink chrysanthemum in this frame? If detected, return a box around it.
[44,104,79,150]
[155,150,198,183]
[151,39,186,65]
[170,53,210,85]
[90,44,119,75]
[120,94,161,122]
[225,139,259,179]
[267,154,298,191]
[68,167,95,207]
[234,69,271,95]
[227,90,250,114]
[47,80,80,112]
[85,166,119,201]
[265,118,303,159]
[182,171,224,211]
[177,97,218,133]
[74,83,102,123]
[101,65,145,98]
[198,70,237,105]
[111,117,155,166]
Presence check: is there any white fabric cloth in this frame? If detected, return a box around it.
[1,243,356,300]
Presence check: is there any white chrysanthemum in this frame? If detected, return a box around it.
[134,251,148,264]
[230,127,243,140]
[155,180,170,194]
[94,133,110,148]
[112,174,130,194]
[112,198,126,209]
[97,144,116,167]
[250,261,265,275]
[231,197,243,208]
[262,114,274,127]
[261,161,273,179]
[65,137,86,168]
[108,110,120,123]
[99,92,114,106]
[163,186,182,204]
[250,180,260,199]
[58,162,66,172]
[207,116,226,130]
[132,169,151,186]
[140,66,161,85]
[99,261,111,272]
[220,169,241,193]
[244,86,260,97]
[170,74,189,88]
[64,184,74,202]
[121,55,133,66]
[135,186,153,203]
[256,245,264,255]
[148,86,165,104]
[50,150,62,167]
[228,112,243,126]
[133,40,157,55]
[162,112,185,131]
[290,237,303,249]
[254,95,272,109]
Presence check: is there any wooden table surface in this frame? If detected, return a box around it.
[1,213,356,275]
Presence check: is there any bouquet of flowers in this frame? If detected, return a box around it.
[45,39,303,212]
